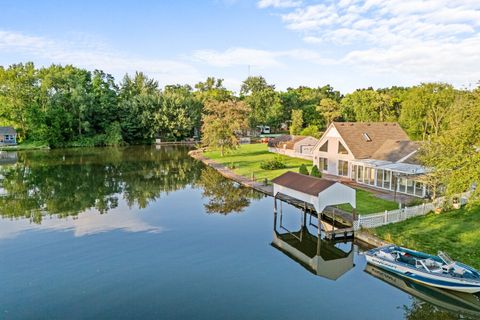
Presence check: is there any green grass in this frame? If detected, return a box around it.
[204,144,399,214]
[204,143,312,182]
[0,140,49,151]
[338,189,399,215]
[373,206,480,269]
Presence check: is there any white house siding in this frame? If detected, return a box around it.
[273,184,319,211]
[313,126,354,177]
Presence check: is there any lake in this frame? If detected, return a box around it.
[0,146,478,320]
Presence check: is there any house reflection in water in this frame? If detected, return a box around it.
[271,208,354,280]
[0,151,17,165]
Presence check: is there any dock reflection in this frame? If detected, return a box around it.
[365,264,480,319]
[271,207,354,280]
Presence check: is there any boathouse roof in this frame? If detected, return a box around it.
[271,172,336,196]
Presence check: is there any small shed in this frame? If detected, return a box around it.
[0,127,17,145]
[271,171,356,213]
[293,136,319,155]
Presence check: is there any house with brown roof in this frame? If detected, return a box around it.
[268,135,319,160]
[312,122,427,198]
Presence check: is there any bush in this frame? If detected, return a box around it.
[310,165,321,178]
[260,156,287,170]
[299,164,309,175]
[300,125,321,138]
[105,122,124,146]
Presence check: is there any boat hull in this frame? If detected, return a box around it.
[366,254,480,294]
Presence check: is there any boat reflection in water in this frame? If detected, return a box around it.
[271,207,354,280]
[365,264,480,319]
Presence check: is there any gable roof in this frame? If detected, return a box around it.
[332,122,410,159]
[283,136,307,149]
[271,171,336,196]
[294,136,319,147]
[0,127,16,135]
[371,140,420,163]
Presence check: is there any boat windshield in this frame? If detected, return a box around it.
[438,251,454,265]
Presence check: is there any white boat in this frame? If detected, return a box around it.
[365,246,480,293]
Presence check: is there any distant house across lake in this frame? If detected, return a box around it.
[0,127,17,146]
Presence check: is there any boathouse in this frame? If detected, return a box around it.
[271,171,356,213]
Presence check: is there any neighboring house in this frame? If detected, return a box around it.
[0,127,17,146]
[312,122,428,198]
[268,135,319,160]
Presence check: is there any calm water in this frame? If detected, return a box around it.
[0,146,478,320]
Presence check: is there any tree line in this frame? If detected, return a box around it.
[1,62,473,148]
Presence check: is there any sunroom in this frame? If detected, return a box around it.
[350,159,428,198]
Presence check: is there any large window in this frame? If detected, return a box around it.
[338,160,349,176]
[398,177,407,193]
[338,141,348,154]
[376,169,384,188]
[319,141,328,152]
[406,179,415,195]
[319,157,328,171]
[414,181,424,197]
[383,170,391,190]
[356,165,364,182]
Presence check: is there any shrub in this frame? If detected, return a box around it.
[310,165,321,178]
[105,122,124,146]
[260,155,287,170]
[300,125,321,138]
[299,164,309,175]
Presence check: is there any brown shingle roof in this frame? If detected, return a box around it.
[283,136,306,150]
[333,122,410,159]
[271,171,336,196]
[371,140,420,162]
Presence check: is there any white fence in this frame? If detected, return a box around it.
[353,192,471,230]
[353,203,435,230]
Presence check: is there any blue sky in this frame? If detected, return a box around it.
[1,0,479,93]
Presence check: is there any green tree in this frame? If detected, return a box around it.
[300,125,321,138]
[420,89,480,204]
[0,62,40,140]
[340,89,396,122]
[201,99,250,156]
[400,83,456,140]
[290,109,303,135]
[317,98,341,128]
[310,165,321,177]
[240,76,281,129]
[299,164,309,175]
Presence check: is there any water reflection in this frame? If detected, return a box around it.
[196,166,264,215]
[0,146,202,223]
[272,207,354,280]
[365,264,480,319]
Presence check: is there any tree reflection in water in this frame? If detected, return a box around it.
[196,166,264,215]
[0,146,202,223]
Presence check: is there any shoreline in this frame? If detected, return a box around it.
[188,148,389,248]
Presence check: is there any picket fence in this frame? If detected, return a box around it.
[353,192,470,230]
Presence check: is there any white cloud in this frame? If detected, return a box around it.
[257,0,302,9]
[263,0,480,88]
[0,30,201,85]
[0,204,163,240]
[191,47,332,68]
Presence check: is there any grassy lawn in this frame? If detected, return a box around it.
[373,206,480,269]
[203,143,312,182]
[338,189,399,215]
[0,140,49,151]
